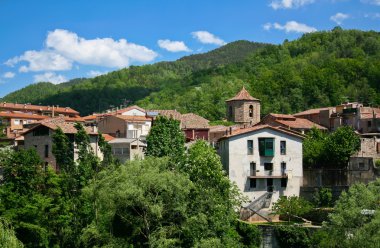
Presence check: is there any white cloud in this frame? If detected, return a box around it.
[191,31,226,46]
[46,29,157,68]
[6,50,72,72]
[265,21,317,33]
[330,13,349,24]
[33,72,67,84]
[157,39,191,52]
[5,29,158,73]
[361,0,380,6]
[270,0,315,9]
[87,70,108,78]
[3,72,15,78]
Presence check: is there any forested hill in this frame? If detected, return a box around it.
[2,28,380,120]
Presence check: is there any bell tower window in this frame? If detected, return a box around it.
[249,105,253,118]
[229,106,233,118]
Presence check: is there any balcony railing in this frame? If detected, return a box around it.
[248,171,287,179]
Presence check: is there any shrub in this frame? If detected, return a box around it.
[235,221,262,248]
[274,226,311,248]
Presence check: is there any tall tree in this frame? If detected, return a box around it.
[146,116,185,159]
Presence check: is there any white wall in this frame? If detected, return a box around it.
[121,109,145,116]
[220,128,303,207]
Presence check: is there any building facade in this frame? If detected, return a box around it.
[218,125,304,210]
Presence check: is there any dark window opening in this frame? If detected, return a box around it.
[250,178,257,188]
[247,140,253,155]
[249,105,253,118]
[281,162,286,175]
[267,178,273,192]
[281,178,288,188]
[368,121,372,128]
[250,162,256,176]
[229,106,233,118]
[280,141,286,155]
[44,145,49,158]
[264,163,273,171]
[33,127,49,136]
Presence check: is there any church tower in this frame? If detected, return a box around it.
[226,86,261,125]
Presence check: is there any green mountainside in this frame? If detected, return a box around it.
[2,28,380,120]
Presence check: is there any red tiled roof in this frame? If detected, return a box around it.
[0,112,49,120]
[82,115,99,121]
[64,117,85,122]
[102,133,115,142]
[360,108,380,119]
[219,124,305,140]
[115,105,146,115]
[275,118,327,130]
[294,107,334,116]
[0,102,79,115]
[226,86,260,102]
[115,115,152,122]
[23,117,98,135]
[181,113,209,129]
[268,113,296,120]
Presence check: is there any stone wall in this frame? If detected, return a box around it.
[226,100,260,125]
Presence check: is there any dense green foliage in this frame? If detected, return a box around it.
[272,196,313,223]
[0,218,24,248]
[303,126,360,168]
[274,226,311,248]
[3,29,380,119]
[312,188,333,207]
[235,221,262,248]
[146,116,185,159]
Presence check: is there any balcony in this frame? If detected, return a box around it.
[248,170,287,179]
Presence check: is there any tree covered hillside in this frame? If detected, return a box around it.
[2,28,380,120]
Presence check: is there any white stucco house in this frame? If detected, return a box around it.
[218,124,305,219]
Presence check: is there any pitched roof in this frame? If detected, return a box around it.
[226,86,260,102]
[275,118,327,130]
[114,115,152,122]
[0,102,79,115]
[359,108,380,119]
[23,117,98,135]
[267,113,296,120]
[102,133,115,142]
[294,107,334,116]
[147,109,182,121]
[219,124,305,140]
[115,105,146,115]
[0,111,49,120]
[181,113,209,129]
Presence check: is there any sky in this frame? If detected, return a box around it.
[0,0,379,97]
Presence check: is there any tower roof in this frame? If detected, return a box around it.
[225,86,260,102]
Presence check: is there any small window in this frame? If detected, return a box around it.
[280,141,286,155]
[229,106,233,118]
[250,162,256,176]
[281,178,288,188]
[267,178,273,192]
[247,140,253,155]
[250,178,256,188]
[131,145,138,150]
[249,105,254,118]
[281,162,286,175]
[14,119,20,125]
[264,163,273,171]
[359,162,365,169]
[113,148,123,155]
[44,145,49,158]
[368,121,372,128]
[122,148,129,154]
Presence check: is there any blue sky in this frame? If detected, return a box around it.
[0,0,379,97]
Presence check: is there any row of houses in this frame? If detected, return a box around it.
[1,87,380,222]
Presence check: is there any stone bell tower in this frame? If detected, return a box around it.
[226,86,261,125]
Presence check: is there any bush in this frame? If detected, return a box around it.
[312,188,333,207]
[235,221,262,248]
[274,226,311,248]
[300,208,333,226]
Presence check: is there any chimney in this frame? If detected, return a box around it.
[229,127,232,135]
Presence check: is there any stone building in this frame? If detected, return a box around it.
[226,87,261,126]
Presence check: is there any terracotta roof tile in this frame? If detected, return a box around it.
[294,107,334,116]
[226,86,260,102]
[102,133,115,142]
[275,118,327,130]
[0,111,49,120]
[0,102,79,115]
[181,113,209,129]
[114,115,152,122]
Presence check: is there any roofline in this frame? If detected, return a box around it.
[225,99,261,102]
[218,125,305,141]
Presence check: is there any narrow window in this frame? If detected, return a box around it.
[229,106,233,118]
[368,121,372,128]
[280,141,286,155]
[44,145,49,158]
[281,178,288,188]
[281,162,286,175]
[247,140,253,155]
[250,178,257,188]
[267,179,273,192]
[250,162,256,176]
[249,105,254,118]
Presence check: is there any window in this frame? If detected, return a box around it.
[247,140,253,155]
[281,162,286,175]
[368,121,372,128]
[249,105,253,118]
[259,138,274,156]
[264,163,273,171]
[250,162,256,176]
[113,148,123,155]
[14,119,20,125]
[359,162,365,169]
[281,178,288,188]
[250,178,257,188]
[44,145,49,158]
[267,179,273,192]
[280,141,286,155]
[229,106,233,118]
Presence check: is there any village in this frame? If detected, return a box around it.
[1,87,379,224]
